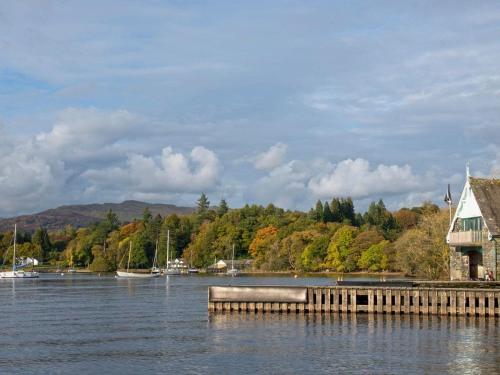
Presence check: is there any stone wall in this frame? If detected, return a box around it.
[482,239,497,280]
[450,246,469,281]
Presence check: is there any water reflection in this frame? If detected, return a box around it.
[209,313,500,373]
[0,274,499,374]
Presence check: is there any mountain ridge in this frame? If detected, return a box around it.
[0,200,195,233]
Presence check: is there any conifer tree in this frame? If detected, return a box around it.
[217,199,229,217]
[330,198,342,222]
[315,200,324,222]
[323,201,333,223]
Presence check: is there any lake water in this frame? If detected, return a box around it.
[0,274,499,374]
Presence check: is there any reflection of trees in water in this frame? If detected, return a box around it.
[208,313,499,372]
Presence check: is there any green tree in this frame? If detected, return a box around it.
[358,240,389,272]
[32,227,52,260]
[142,207,152,224]
[340,197,355,224]
[324,225,358,272]
[300,235,329,271]
[217,199,229,217]
[394,210,449,279]
[106,209,120,231]
[314,200,324,223]
[323,202,333,223]
[330,198,342,222]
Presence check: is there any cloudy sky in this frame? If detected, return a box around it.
[1,0,500,217]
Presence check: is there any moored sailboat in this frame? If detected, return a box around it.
[116,241,159,278]
[226,244,240,277]
[0,224,39,279]
[163,229,181,275]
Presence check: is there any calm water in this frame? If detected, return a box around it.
[0,274,499,374]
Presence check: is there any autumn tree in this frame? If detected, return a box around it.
[249,225,279,269]
[394,209,449,279]
[324,226,358,271]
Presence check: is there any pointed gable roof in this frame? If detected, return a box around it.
[470,177,500,236]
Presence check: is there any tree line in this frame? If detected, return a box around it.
[0,193,449,279]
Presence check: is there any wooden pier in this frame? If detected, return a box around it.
[208,285,500,317]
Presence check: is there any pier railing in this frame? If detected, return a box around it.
[208,286,500,317]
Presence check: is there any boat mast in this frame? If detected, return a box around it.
[127,241,132,272]
[153,239,158,269]
[12,224,17,272]
[167,229,170,269]
[232,244,235,270]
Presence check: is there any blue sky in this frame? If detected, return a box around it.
[1,0,500,217]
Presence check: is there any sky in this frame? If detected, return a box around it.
[1,0,500,217]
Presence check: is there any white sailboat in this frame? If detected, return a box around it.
[226,244,240,277]
[0,224,39,279]
[116,241,159,278]
[151,239,160,276]
[163,229,180,275]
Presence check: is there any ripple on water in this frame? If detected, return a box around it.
[0,274,498,374]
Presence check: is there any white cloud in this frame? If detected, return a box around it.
[254,143,287,171]
[0,107,220,216]
[249,156,436,210]
[83,146,219,195]
[308,159,421,199]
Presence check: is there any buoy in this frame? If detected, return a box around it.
[294,274,298,278]
[61,273,64,276]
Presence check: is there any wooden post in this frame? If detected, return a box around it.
[341,289,348,313]
[450,290,457,316]
[315,289,323,312]
[350,289,357,313]
[325,289,331,313]
[468,291,476,316]
[298,302,304,314]
[421,290,429,315]
[440,291,448,315]
[393,289,401,314]
[458,291,466,316]
[478,293,485,317]
[412,290,420,315]
[487,292,495,317]
[403,289,410,314]
[256,302,264,313]
[208,302,215,312]
[308,288,315,313]
[376,289,383,314]
[431,290,438,315]
[264,302,271,312]
[333,290,339,313]
[368,289,375,313]
[248,302,255,313]
[230,302,239,312]
[386,289,392,314]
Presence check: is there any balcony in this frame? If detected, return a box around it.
[449,230,484,246]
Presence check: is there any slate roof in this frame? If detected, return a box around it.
[470,177,500,236]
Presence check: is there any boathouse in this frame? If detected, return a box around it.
[447,173,500,281]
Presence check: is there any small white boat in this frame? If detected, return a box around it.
[188,268,199,274]
[0,225,39,279]
[116,270,159,278]
[162,230,181,275]
[116,241,159,278]
[226,244,240,277]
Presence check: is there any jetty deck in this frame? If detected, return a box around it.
[208,284,500,317]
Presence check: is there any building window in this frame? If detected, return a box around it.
[460,217,483,231]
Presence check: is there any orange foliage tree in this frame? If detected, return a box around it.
[249,225,278,268]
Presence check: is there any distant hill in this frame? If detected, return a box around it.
[0,200,195,233]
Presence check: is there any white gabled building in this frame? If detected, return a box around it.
[447,173,500,281]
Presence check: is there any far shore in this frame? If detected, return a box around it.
[2,265,409,278]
